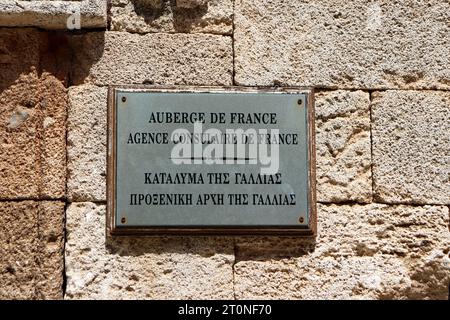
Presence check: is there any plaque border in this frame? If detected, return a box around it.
[107,86,317,236]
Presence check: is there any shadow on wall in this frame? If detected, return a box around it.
[0,28,106,91]
[41,32,73,86]
[0,29,41,92]
[132,0,209,33]
[105,235,235,258]
[233,237,317,262]
[0,29,78,201]
[105,234,317,262]
[68,31,105,85]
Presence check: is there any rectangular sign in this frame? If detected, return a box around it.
[107,86,316,235]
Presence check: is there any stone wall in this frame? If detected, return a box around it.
[0,0,449,300]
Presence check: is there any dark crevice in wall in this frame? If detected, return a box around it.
[35,201,42,299]
[36,59,45,203]
[67,33,75,87]
[63,42,72,300]
[62,201,68,298]
[67,200,107,204]
[447,206,450,231]
[57,28,109,36]
[231,0,236,86]
[92,29,232,36]
[0,197,66,202]
[68,83,450,93]
[232,237,237,300]
[107,0,112,31]
[237,86,450,92]
[368,90,376,203]
[317,200,371,206]
[317,200,449,207]
[0,26,108,34]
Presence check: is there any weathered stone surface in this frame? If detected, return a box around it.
[0,69,67,199]
[68,85,107,202]
[35,201,65,299]
[70,31,233,86]
[235,0,450,89]
[235,204,450,300]
[176,0,209,9]
[372,91,450,205]
[0,28,40,91]
[0,201,64,299]
[0,0,106,30]
[0,201,38,299]
[111,0,232,35]
[1,29,40,199]
[38,74,68,199]
[65,202,234,299]
[0,29,68,200]
[0,28,71,86]
[315,90,372,203]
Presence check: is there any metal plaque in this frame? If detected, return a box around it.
[107,86,316,235]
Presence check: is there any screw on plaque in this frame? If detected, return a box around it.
[121,96,127,103]
[299,216,304,223]
[121,217,126,224]
[297,99,303,106]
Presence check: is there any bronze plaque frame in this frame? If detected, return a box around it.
[107,86,316,236]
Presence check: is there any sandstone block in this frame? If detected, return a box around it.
[0,29,67,200]
[0,0,106,30]
[235,204,450,299]
[235,0,450,89]
[65,202,234,299]
[372,90,450,205]
[315,90,372,203]
[38,74,68,199]
[67,85,107,202]
[111,0,232,35]
[0,201,64,299]
[0,71,67,199]
[70,31,233,86]
[0,28,40,91]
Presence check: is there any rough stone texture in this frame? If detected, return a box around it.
[234,204,450,300]
[372,91,450,205]
[0,28,40,91]
[315,90,372,203]
[0,0,107,30]
[0,201,64,299]
[67,85,107,202]
[65,202,235,299]
[176,0,209,9]
[235,0,450,89]
[0,78,67,199]
[111,0,232,35]
[38,74,68,199]
[0,30,67,199]
[69,31,233,86]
